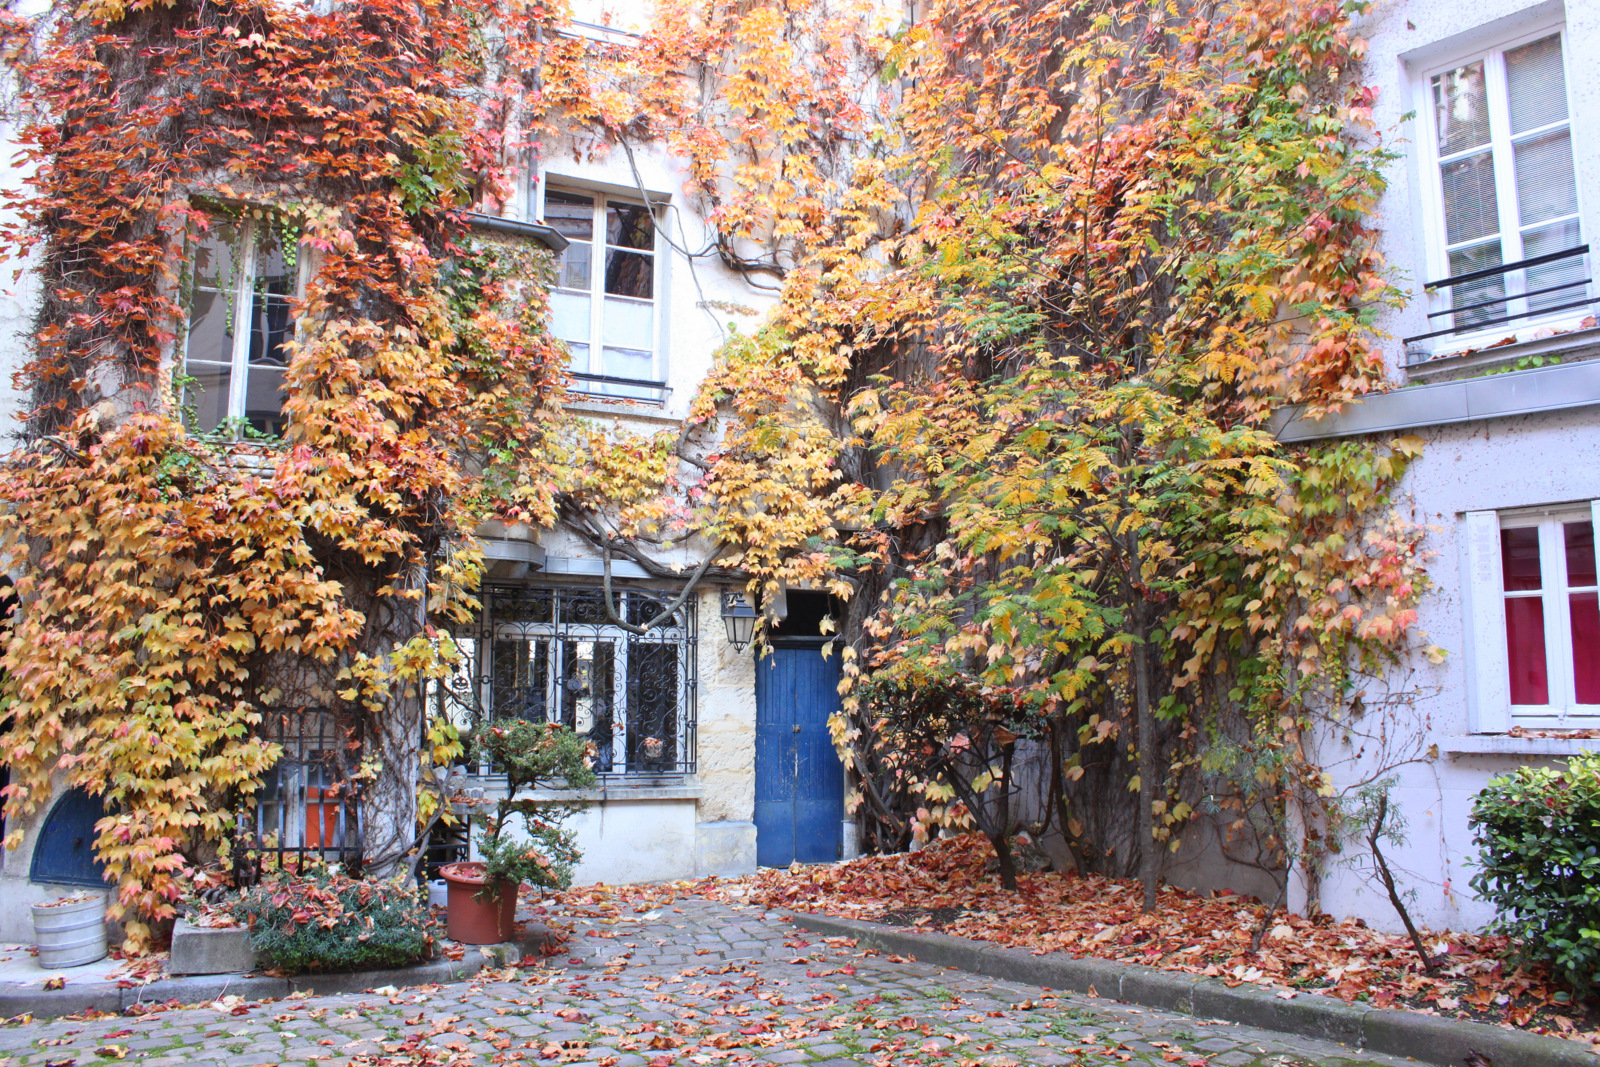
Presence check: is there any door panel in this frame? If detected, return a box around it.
[755,645,843,866]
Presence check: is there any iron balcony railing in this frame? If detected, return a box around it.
[567,370,671,406]
[1404,245,1595,361]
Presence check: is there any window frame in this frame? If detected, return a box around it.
[1411,20,1588,353]
[181,215,305,437]
[430,584,698,780]
[1462,502,1600,732]
[537,183,666,397]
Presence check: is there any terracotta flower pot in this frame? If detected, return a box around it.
[439,861,517,945]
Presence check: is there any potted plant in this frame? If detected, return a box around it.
[440,719,595,944]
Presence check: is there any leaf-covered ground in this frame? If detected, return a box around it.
[0,893,1415,1066]
[672,836,1597,1049]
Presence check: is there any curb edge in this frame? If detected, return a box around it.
[788,911,1597,1067]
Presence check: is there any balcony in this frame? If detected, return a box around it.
[566,370,671,407]
[1404,245,1596,365]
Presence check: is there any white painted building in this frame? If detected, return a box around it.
[1279,0,1600,932]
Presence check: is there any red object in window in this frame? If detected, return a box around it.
[1566,521,1597,587]
[1505,595,1549,705]
[1571,591,1600,705]
[305,787,342,849]
[1501,526,1542,591]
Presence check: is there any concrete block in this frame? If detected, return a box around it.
[1190,981,1366,1048]
[168,919,255,976]
[1117,965,1196,1014]
[694,820,756,877]
[1361,1004,1598,1067]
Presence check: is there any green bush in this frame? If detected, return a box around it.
[1470,752,1600,996]
[233,871,439,974]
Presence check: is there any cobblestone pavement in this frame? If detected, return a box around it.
[0,896,1419,1067]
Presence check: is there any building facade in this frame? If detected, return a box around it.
[1280,0,1600,931]
[0,0,860,943]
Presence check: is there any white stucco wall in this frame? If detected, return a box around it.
[1303,0,1600,933]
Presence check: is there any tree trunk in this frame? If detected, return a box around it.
[361,685,423,879]
[1128,533,1160,913]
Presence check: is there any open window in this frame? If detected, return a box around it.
[182,217,299,436]
[541,187,666,404]
[1406,27,1593,359]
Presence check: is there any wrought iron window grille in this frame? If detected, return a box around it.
[233,707,363,883]
[567,370,670,406]
[433,584,698,779]
[1404,245,1595,360]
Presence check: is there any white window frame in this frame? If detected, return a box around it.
[537,183,665,398]
[1461,502,1600,732]
[1411,20,1589,354]
[182,215,304,435]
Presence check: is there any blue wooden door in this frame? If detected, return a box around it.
[755,644,844,866]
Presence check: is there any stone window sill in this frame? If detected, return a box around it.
[472,778,703,802]
[1404,325,1600,385]
[1443,735,1600,757]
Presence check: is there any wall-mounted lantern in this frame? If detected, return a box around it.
[720,589,758,652]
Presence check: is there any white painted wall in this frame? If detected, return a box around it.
[1302,0,1600,933]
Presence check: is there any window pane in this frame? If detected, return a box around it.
[1567,520,1597,587]
[1505,34,1568,135]
[248,293,293,367]
[1501,525,1542,591]
[544,190,595,241]
[606,202,654,250]
[604,249,653,298]
[601,295,653,352]
[185,289,236,365]
[1505,595,1550,705]
[1514,128,1578,227]
[1448,242,1505,328]
[602,348,654,389]
[1572,591,1600,704]
[1440,150,1500,245]
[183,362,231,432]
[1432,62,1491,155]
[244,365,287,436]
[192,223,241,288]
[490,637,551,721]
[561,639,615,772]
[557,240,592,292]
[550,290,592,343]
[565,343,591,375]
[626,640,678,772]
[1522,219,1585,313]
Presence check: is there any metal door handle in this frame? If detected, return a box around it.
[792,725,801,734]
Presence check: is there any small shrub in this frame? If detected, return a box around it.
[1470,753,1600,996]
[232,871,438,974]
[471,719,596,898]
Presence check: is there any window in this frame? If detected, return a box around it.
[1413,29,1589,347]
[541,187,664,402]
[1462,505,1600,730]
[183,218,296,436]
[432,585,696,777]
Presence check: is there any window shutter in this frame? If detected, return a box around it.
[1462,510,1511,732]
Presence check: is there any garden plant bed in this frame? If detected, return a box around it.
[550,836,1599,1050]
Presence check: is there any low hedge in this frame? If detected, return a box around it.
[232,871,438,974]
[1470,752,1600,997]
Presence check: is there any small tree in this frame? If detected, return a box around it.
[469,720,598,899]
